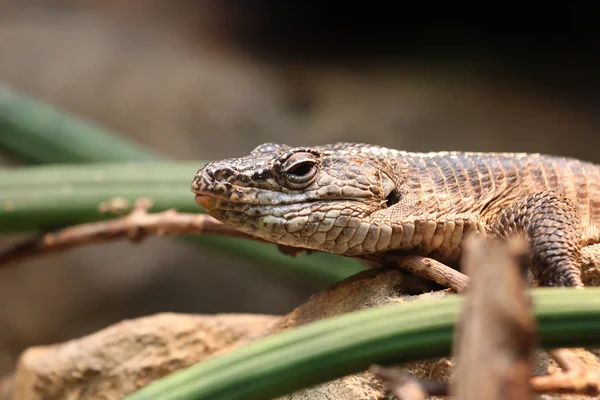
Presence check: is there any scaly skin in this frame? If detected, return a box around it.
[191,142,600,287]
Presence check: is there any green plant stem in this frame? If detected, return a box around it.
[0,162,199,230]
[124,288,600,400]
[0,162,365,282]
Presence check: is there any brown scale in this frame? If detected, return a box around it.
[408,153,600,287]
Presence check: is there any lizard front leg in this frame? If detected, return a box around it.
[487,191,584,287]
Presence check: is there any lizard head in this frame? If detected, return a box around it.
[191,142,404,254]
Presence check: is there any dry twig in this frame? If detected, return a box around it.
[530,349,600,396]
[0,198,260,268]
[451,237,536,400]
[379,253,469,293]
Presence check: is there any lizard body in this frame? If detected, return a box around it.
[191,143,600,287]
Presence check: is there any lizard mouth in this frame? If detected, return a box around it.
[193,189,259,211]
[194,193,220,209]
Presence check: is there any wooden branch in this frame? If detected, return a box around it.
[379,253,469,293]
[0,198,262,268]
[377,242,600,293]
[550,349,584,373]
[530,349,600,396]
[451,236,535,400]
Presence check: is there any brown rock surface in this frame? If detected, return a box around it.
[11,313,278,400]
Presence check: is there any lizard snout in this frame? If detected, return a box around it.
[191,164,235,193]
[191,164,243,214]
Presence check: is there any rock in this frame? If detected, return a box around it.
[11,313,278,400]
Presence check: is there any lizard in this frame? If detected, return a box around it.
[190,142,600,288]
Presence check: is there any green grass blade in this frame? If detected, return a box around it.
[0,161,199,230]
[0,86,158,163]
[125,288,600,400]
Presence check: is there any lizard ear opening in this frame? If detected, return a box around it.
[382,173,400,207]
[385,188,401,207]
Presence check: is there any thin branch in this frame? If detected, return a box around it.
[549,348,584,373]
[0,198,262,268]
[451,237,535,400]
[377,253,469,293]
[530,349,600,396]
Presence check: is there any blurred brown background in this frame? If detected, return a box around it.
[0,1,599,375]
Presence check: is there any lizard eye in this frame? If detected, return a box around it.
[281,152,319,184]
[286,160,314,177]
